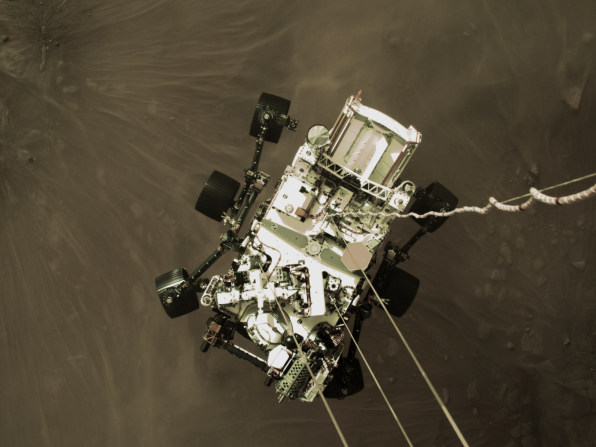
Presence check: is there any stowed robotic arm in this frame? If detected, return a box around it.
[154,92,459,403]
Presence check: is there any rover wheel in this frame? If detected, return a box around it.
[376,267,420,318]
[249,92,291,144]
[155,268,199,318]
[323,357,365,399]
[409,181,459,233]
[195,170,240,222]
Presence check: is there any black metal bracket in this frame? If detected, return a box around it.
[200,313,268,372]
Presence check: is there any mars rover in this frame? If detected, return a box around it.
[154,92,458,403]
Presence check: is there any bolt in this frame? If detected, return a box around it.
[297,319,302,324]
[264,113,270,120]
[166,298,172,304]
[306,151,311,156]
[283,194,288,199]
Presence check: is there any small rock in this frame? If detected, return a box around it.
[510,425,521,438]
[63,86,79,94]
[56,76,63,86]
[562,86,583,111]
[521,422,533,436]
[530,164,539,177]
[444,355,449,361]
[442,387,450,405]
[57,60,64,69]
[1,35,8,42]
[521,436,538,447]
[583,33,594,44]
[525,327,530,332]
[463,31,470,37]
[572,261,585,271]
[507,342,515,350]
[564,338,571,346]
[497,288,507,302]
[169,116,175,121]
[27,156,34,163]
[532,259,544,272]
[485,283,494,297]
[577,220,584,228]
[389,376,395,384]
[501,242,512,263]
[473,407,478,415]
[550,239,558,245]
[529,315,533,319]
[467,381,480,400]
[523,175,535,187]
[55,42,59,47]
[537,276,548,287]
[491,269,501,281]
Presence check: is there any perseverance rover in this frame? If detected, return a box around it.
[154,91,458,403]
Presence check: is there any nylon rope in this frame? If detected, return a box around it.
[256,252,349,447]
[320,172,596,222]
[332,301,414,447]
[331,222,470,447]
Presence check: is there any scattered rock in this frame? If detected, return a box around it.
[4,181,19,206]
[485,283,494,297]
[564,337,571,346]
[524,175,535,187]
[515,237,525,251]
[63,86,79,94]
[510,424,522,438]
[40,45,46,72]
[530,164,539,177]
[532,259,544,272]
[169,116,175,122]
[529,315,533,319]
[577,220,584,228]
[550,239,558,245]
[507,342,515,350]
[56,76,63,86]
[521,422,533,436]
[583,33,594,45]
[562,86,583,111]
[467,381,480,400]
[57,60,64,69]
[491,269,501,281]
[497,288,507,302]
[389,376,395,384]
[499,384,508,400]
[572,261,585,271]
[507,389,520,409]
[525,327,530,332]
[442,387,449,405]
[537,276,548,287]
[473,407,478,415]
[1,35,8,42]
[501,242,513,264]
[444,355,449,361]
[521,436,538,447]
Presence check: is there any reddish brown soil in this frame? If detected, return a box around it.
[1,1,595,446]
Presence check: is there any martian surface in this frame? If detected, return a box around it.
[1,1,595,446]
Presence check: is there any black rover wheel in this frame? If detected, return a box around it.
[409,181,459,233]
[249,92,291,144]
[195,170,240,222]
[323,357,365,399]
[155,268,199,318]
[376,267,420,318]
